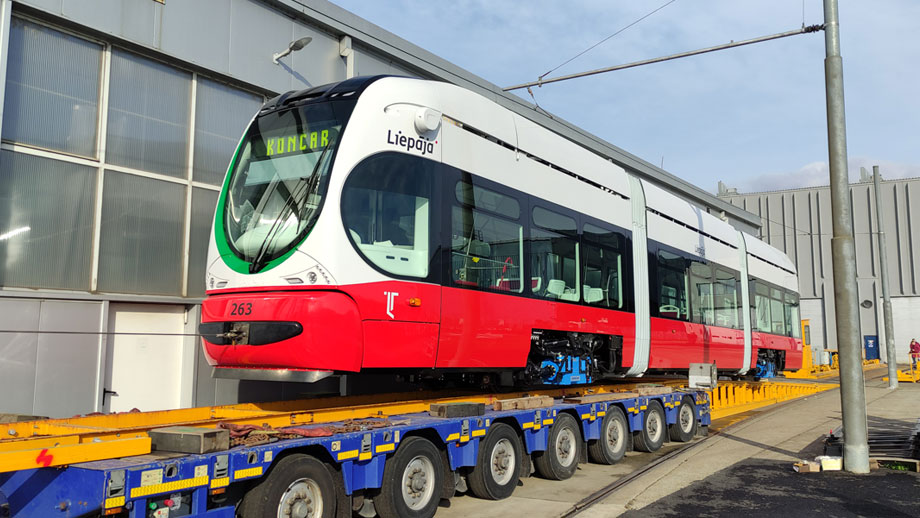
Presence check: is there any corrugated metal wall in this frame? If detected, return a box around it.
[720,177,920,352]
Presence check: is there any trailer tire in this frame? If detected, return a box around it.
[588,406,628,464]
[468,423,523,500]
[375,436,443,518]
[533,413,581,480]
[238,453,336,518]
[633,400,666,452]
[668,395,698,443]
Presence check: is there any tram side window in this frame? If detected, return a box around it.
[450,206,523,293]
[770,287,786,335]
[656,250,689,321]
[785,291,801,338]
[712,268,741,329]
[581,223,624,309]
[531,207,579,302]
[753,281,772,333]
[689,261,714,325]
[341,153,433,279]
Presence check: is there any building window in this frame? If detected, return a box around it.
[106,49,191,178]
[187,188,219,297]
[2,18,102,157]
[97,171,186,295]
[0,151,96,290]
[193,78,263,186]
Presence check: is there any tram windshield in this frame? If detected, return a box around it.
[222,101,351,272]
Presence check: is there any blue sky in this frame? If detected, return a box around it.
[331,0,919,194]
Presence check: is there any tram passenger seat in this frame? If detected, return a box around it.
[584,287,604,304]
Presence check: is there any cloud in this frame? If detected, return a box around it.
[727,158,920,194]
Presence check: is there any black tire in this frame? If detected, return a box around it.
[375,437,444,518]
[468,423,523,500]
[588,406,628,464]
[668,395,699,443]
[238,453,336,518]
[633,400,666,452]
[533,413,582,480]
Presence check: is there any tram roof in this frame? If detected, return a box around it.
[271,0,762,232]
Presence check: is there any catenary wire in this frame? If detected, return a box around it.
[537,0,680,83]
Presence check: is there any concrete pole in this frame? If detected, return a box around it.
[823,0,869,473]
[873,166,898,389]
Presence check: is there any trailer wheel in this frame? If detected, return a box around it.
[633,400,666,452]
[668,395,698,443]
[375,436,443,518]
[468,423,523,500]
[238,453,335,518]
[533,413,581,480]
[588,406,628,464]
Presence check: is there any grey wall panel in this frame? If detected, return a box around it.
[228,0,297,93]
[289,24,344,88]
[0,299,40,415]
[33,300,103,417]
[17,0,61,14]
[907,183,918,294]
[161,0,231,72]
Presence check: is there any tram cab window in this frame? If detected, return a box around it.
[341,153,434,279]
[531,207,580,302]
[451,182,523,292]
[656,250,689,321]
[581,223,624,309]
[689,261,714,326]
[785,291,801,338]
[712,268,741,329]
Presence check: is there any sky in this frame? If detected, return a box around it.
[330,0,919,195]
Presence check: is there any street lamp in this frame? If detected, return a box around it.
[272,36,312,65]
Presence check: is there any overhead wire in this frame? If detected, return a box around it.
[537,0,680,84]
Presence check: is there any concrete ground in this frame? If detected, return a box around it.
[435,366,920,518]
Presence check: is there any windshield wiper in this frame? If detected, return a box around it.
[249,137,336,273]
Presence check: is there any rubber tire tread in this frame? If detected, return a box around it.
[238,453,336,518]
[375,436,444,518]
[633,399,666,453]
[668,395,698,442]
[587,406,628,465]
[468,423,523,500]
[532,413,582,481]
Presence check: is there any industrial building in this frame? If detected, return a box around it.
[718,172,920,364]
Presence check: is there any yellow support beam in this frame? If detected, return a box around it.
[0,437,151,472]
[707,380,837,420]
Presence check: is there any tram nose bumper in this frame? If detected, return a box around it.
[200,290,363,372]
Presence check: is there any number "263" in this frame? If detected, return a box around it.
[229,302,252,316]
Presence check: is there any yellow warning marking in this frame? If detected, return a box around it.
[130,476,209,498]
[472,429,486,438]
[460,435,470,442]
[640,405,647,410]
[233,467,263,480]
[597,411,606,417]
[104,497,125,509]
[337,450,359,461]
[522,422,533,429]
[375,443,395,453]
[358,452,372,461]
[210,477,230,489]
[544,418,553,426]
[446,433,460,441]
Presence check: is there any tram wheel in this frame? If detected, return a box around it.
[533,413,582,480]
[238,453,336,518]
[375,436,443,518]
[668,395,698,443]
[468,423,523,500]
[633,399,666,452]
[587,406,628,464]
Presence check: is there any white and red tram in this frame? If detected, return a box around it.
[199,76,802,385]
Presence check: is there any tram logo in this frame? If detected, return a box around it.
[384,291,399,319]
[386,129,436,156]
